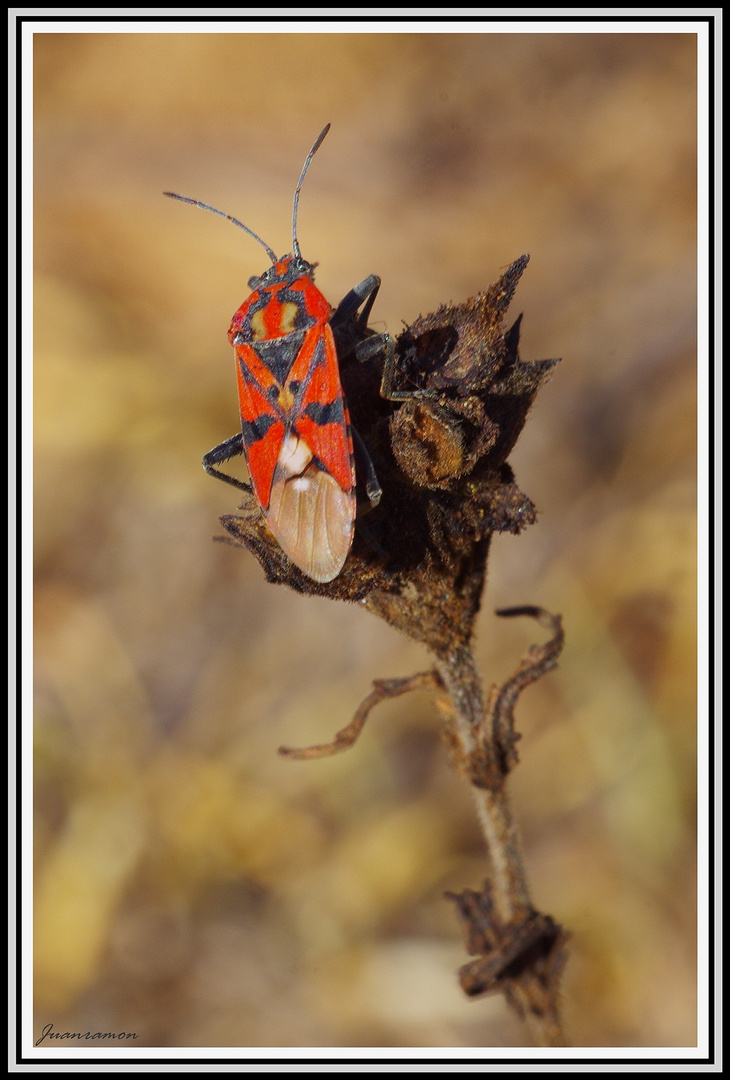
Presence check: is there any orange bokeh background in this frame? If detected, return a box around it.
[33,28,699,1049]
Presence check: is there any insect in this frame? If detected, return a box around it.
[165,125,387,582]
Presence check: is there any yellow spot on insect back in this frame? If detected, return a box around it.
[250,310,267,341]
[278,386,296,411]
[279,302,299,335]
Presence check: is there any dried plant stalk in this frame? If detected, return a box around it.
[216,255,567,1044]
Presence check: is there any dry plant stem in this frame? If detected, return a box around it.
[472,791,533,922]
[441,608,568,1047]
[514,982,566,1048]
[436,645,533,924]
[280,609,568,1046]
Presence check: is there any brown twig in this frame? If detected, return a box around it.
[278,671,440,759]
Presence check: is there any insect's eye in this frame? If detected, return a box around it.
[250,267,275,290]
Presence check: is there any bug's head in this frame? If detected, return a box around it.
[247,255,318,293]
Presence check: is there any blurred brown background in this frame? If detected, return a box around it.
[33,30,699,1049]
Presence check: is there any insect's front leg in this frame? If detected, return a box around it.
[334,275,432,403]
[202,432,253,494]
[331,273,382,332]
[353,328,431,404]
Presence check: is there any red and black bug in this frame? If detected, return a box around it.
[165,125,387,582]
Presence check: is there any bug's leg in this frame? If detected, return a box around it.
[351,424,387,557]
[350,322,432,404]
[351,426,381,508]
[202,433,253,494]
[332,274,389,381]
[352,332,389,365]
[351,330,414,400]
[333,273,431,402]
[377,330,407,401]
[357,329,428,403]
[331,274,382,332]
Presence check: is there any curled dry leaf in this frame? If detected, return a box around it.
[446,880,569,1047]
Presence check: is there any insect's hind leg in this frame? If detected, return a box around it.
[202,433,253,494]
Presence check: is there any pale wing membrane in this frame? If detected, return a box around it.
[267,456,356,583]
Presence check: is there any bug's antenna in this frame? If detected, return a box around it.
[163,192,278,265]
[291,123,331,260]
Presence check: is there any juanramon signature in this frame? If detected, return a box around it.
[35,1023,138,1046]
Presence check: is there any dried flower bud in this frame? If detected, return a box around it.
[219,254,560,657]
